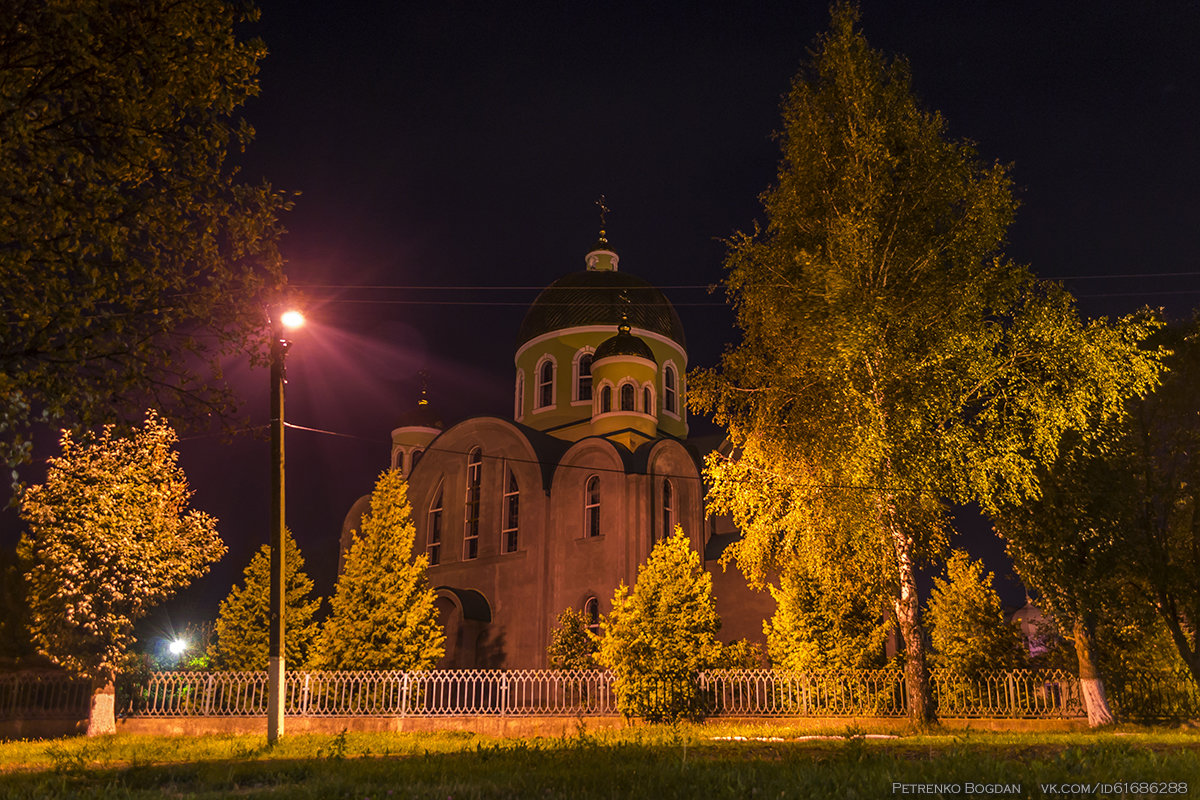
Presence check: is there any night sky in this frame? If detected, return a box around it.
[24,2,1200,646]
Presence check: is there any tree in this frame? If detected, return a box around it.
[0,0,288,474]
[18,411,224,735]
[210,527,321,670]
[547,608,598,670]
[690,3,1161,725]
[765,563,892,672]
[995,320,1200,723]
[312,470,444,670]
[597,528,722,722]
[925,551,1026,675]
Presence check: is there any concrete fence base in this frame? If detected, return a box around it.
[3,714,1089,740]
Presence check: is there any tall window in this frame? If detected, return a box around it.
[664,365,677,414]
[464,447,482,559]
[661,478,673,542]
[643,386,652,414]
[537,359,554,409]
[619,383,635,411]
[600,385,612,414]
[427,482,444,566]
[576,352,593,402]
[515,371,525,418]
[584,596,601,635]
[584,476,601,538]
[502,466,519,554]
[411,449,423,471]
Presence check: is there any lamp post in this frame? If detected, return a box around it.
[268,308,304,744]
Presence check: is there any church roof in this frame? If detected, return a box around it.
[516,269,686,349]
[594,324,656,362]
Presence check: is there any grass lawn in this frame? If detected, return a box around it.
[0,723,1197,798]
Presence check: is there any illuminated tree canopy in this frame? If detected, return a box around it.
[0,0,288,472]
[691,3,1161,725]
[18,412,224,735]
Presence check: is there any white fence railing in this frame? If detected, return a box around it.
[6,667,1196,721]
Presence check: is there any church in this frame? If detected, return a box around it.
[340,233,772,668]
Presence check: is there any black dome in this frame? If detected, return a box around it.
[395,401,443,430]
[517,270,686,349]
[595,328,656,362]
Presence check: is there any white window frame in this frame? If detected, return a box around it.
[501,463,519,554]
[662,361,679,417]
[515,369,525,420]
[534,355,557,411]
[584,475,601,538]
[427,480,444,566]
[464,447,482,560]
[572,348,596,405]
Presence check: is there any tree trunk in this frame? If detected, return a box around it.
[87,675,116,736]
[1073,617,1115,727]
[888,520,935,726]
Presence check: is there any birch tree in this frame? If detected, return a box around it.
[691,3,1161,725]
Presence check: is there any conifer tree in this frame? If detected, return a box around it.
[925,551,1026,675]
[313,470,444,670]
[765,564,892,672]
[547,608,598,670]
[597,528,721,722]
[210,528,321,670]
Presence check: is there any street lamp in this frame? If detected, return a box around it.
[268,308,304,744]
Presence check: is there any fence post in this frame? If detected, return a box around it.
[204,674,214,716]
[501,672,509,717]
[401,673,410,718]
[302,672,311,717]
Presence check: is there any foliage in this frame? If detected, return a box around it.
[312,470,444,670]
[597,528,722,722]
[547,608,598,670]
[925,551,1026,674]
[17,412,224,734]
[690,2,1161,723]
[717,638,765,669]
[765,562,892,671]
[0,0,289,473]
[17,412,224,681]
[210,528,322,670]
[996,319,1200,710]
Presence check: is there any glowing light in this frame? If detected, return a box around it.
[280,310,305,330]
[168,639,187,656]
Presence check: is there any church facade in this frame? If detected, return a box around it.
[340,235,772,668]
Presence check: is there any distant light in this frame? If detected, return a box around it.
[169,639,187,656]
[280,310,306,330]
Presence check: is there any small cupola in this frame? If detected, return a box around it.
[590,316,659,450]
[585,229,619,272]
[391,382,444,476]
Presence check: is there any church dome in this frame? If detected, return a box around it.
[516,269,687,349]
[594,322,656,362]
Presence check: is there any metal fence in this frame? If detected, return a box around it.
[4,667,1196,721]
[0,671,92,719]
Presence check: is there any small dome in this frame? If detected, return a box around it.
[517,269,686,349]
[595,322,656,362]
[395,392,444,430]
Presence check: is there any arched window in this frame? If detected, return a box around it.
[584,596,601,635]
[411,448,423,471]
[619,383,635,411]
[600,385,612,414]
[643,386,652,414]
[661,478,673,542]
[515,371,525,419]
[502,465,519,554]
[427,481,444,566]
[537,358,555,409]
[584,476,601,538]
[576,351,594,402]
[664,365,678,414]
[464,447,482,559]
